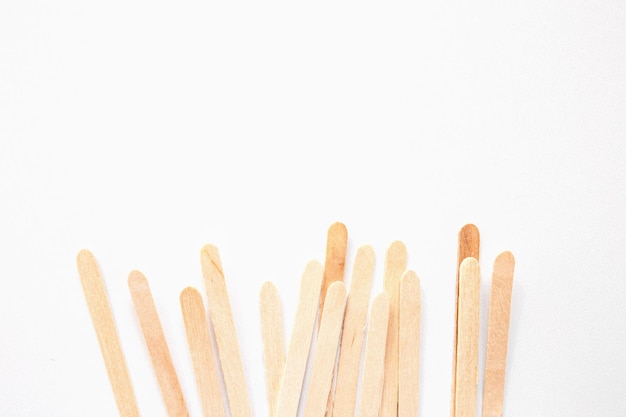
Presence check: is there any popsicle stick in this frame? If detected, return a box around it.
[321,223,348,417]
[398,271,421,417]
[260,281,286,417]
[303,282,348,417]
[452,224,480,417]
[128,270,188,417]
[320,222,348,317]
[76,250,140,417]
[356,293,390,417]
[201,245,252,417]
[482,252,515,417]
[180,287,227,417]
[455,258,480,417]
[331,245,375,417]
[275,260,324,417]
[380,241,408,417]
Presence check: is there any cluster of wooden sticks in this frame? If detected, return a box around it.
[77,223,515,417]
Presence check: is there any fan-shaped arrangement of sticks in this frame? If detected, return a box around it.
[76,223,515,417]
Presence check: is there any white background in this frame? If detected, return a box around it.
[1,0,625,416]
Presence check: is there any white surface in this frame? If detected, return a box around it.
[1,1,625,416]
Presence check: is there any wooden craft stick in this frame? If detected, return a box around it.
[275,260,324,417]
[331,245,375,417]
[200,245,252,417]
[455,258,480,417]
[180,287,226,417]
[398,271,421,417]
[451,224,479,417]
[260,281,286,417]
[356,293,390,417]
[380,241,408,417]
[482,252,515,417]
[320,222,348,317]
[303,282,348,417]
[76,250,140,417]
[128,270,188,417]
[322,223,348,417]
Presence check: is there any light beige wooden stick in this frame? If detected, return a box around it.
[332,245,375,417]
[128,270,188,417]
[321,223,348,417]
[482,252,515,417]
[180,287,227,417]
[200,245,252,417]
[303,282,348,417]
[260,281,286,417]
[455,258,480,417]
[76,250,140,417]
[398,271,421,417]
[380,241,408,417]
[320,222,348,317]
[451,224,480,417]
[275,260,324,417]
[356,293,390,417]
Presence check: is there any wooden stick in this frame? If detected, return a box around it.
[275,260,324,417]
[482,252,515,417]
[303,282,348,417]
[320,222,348,318]
[260,281,286,417]
[200,245,252,417]
[398,271,421,417]
[356,293,390,417]
[180,287,227,417]
[332,245,375,417]
[380,241,408,417]
[455,258,480,417]
[322,222,348,417]
[451,224,480,417]
[128,270,188,417]
[76,250,140,417]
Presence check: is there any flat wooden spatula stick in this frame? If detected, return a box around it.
[451,224,479,417]
[380,241,408,417]
[260,281,286,417]
[398,271,421,417]
[357,293,391,417]
[455,258,480,417]
[320,222,348,318]
[128,270,188,417]
[322,222,348,417]
[180,287,227,417]
[76,250,140,417]
[275,261,324,417]
[482,252,515,417]
[303,282,348,417]
[332,245,375,417]
[200,245,252,417]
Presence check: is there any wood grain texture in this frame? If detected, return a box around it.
[260,281,286,417]
[356,293,390,417]
[128,270,188,417]
[398,271,420,417]
[322,223,348,417]
[303,282,348,417]
[76,250,140,417]
[380,241,408,417]
[451,224,480,417]
[482,252,515,417]
[275,260,324,417]
[180,287,226,417]
[331,245,375,417]
[455,258,480,417]
[200,245,252,417]
[320,222,347,317]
